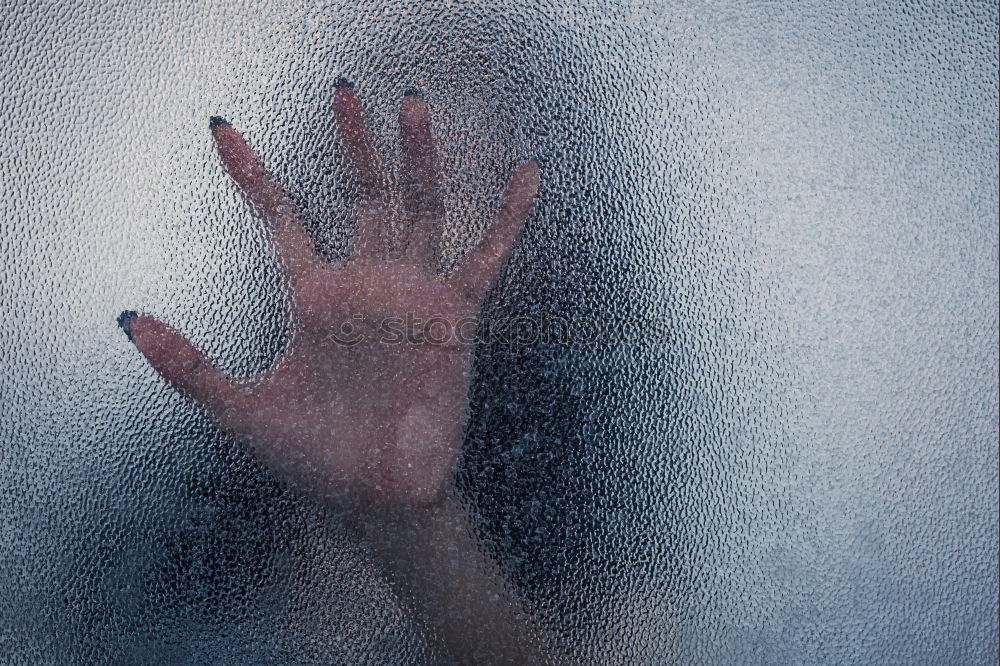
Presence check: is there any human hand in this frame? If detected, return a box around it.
[121,83,539,511]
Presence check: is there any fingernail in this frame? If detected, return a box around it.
[531,154,545,167]
[334,77,354,89]
[209,116,228,130]
[403,87,422,99]
[117,310,137,342]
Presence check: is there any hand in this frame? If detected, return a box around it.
[121,84,539,511]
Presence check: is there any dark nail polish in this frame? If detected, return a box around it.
[117,310,137,342]
[403,87,422,99]
[209,115,228,130]
[531,154,545,167]
[334,77,354,89]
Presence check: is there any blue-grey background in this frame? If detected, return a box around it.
[1,0,997,663]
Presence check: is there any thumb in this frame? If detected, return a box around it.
[118,311,255,423]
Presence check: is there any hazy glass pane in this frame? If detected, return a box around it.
[2,0,997,663]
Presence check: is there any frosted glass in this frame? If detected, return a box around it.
[1,0,996,663]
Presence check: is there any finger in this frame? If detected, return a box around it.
[210,117,321,283]
[399,90,443,266]
[332,81,386,254]
[119,311,256,426]
[447,159,539,302]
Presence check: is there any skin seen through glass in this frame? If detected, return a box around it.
[122,85,538,508]
[119,83,561,663]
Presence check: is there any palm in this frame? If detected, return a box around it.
[122,85,538,509]
[244,258,478,507]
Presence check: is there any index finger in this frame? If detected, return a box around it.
[211,117,322,284]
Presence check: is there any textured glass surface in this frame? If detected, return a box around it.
[1,0,997,663]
